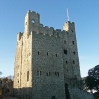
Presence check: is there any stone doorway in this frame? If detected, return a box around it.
[65,83,71,99]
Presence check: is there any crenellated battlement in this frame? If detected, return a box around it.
[30,28,68,39]
[24,10,72,39]
[39,25,54,36]
[26,10,40,20]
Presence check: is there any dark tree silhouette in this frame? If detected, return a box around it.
[83,65,99,92]
[88,65,99,80]
[88,65,99,91]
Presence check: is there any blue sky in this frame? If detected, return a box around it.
[0,0,99,77]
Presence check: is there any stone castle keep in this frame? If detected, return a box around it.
[14,10,93,99]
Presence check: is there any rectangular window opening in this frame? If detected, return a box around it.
[66,61,68,64]
[72,41,74,45]
[52,96,56,99]
[37,71,39,76]
[73,51,75,55]
[64,50,67,54]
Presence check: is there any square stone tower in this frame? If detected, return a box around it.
[13,10,93,99]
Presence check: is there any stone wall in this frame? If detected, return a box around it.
[31,31,65,99]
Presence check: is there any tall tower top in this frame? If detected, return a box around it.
[63,21,75,31]
[24,10,40,35]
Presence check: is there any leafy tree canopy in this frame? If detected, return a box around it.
[88,65,99,91]
[88,65,99,80]
[83,65,99,92]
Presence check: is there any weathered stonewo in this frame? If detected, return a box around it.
[13,10,93,99]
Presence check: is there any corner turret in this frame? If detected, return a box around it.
[63,21,75,33]
[24,10,40,35]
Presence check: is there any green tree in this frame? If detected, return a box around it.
[88,65,99,92]
[83,65,99,93]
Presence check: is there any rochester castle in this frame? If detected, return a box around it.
[13,10,93,99]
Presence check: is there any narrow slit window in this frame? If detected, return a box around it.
[66,61,68,64]
[38,51,39,55]
[73,60,75,64]
[72,41,74,45]
[37,71,39,76]
[56,54,57,57]
[47,52,48,56]
[40,71,41,76]
[46,72,48,76]
[73,51,75,55]
[27,71,29,81]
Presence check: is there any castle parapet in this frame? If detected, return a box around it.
[30,25,69,38]
[39,25,54,36]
